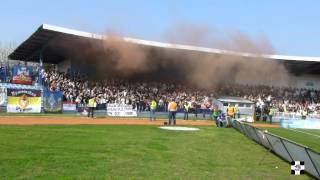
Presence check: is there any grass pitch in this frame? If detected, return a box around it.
[264,128,320,152]
[0,125,310,179]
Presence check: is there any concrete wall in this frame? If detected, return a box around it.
[289,75,320,89]
[236,73,320,89]
[58,59,71,73]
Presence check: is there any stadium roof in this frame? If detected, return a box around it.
[8,24,320,74]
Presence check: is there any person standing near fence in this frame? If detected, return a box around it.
[234,104,240,118]
[226,104,235,126]
[168,99,178,125]
[88,96,96,118]
[150,98,157,121]
[268,106,276,124]
[301,108,308,119]
[183,101,190,120]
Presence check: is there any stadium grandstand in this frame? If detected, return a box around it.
[2,24,320,121]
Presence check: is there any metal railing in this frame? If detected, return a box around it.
[231,120,320,179]
[76,109,213,120]
[273,112,320,122]
[275,112,320,119]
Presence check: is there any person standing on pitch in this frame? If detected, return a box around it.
[88,96,96,118]
[150,98,157,121]
[234,104,240,118]
[226,104,235,126]
[168,99,178,125]
[183,101,190,120]
[301,108,308,119]
[268,106,276,124]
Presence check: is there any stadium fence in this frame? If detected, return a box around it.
[82,109,213,120]
[231,119,320,179]
[272,112,320,122]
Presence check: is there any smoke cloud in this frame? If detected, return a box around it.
[160,23,290,89]
[101,35,151,77]
[56,22,290,89]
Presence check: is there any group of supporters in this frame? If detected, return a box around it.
[0,65,6,83]
[37,69,320,121]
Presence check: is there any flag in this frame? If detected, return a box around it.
[38,54,43,84]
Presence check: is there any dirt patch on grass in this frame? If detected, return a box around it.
[0,116,214,126]
[250,123,280,128]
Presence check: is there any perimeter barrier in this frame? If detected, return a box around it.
[231,120,320,179]
[272,112,320,123]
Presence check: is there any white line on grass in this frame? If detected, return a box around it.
[286,128,320,138]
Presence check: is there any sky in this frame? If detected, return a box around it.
[1,0,320,57]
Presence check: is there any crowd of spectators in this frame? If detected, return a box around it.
[217,84,320,116]
[39,69,320,117]
[41,69,213,113]
[0,65,6,83]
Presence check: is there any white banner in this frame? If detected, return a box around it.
[7,105,41,113]
[107,103,137,117]
[63,103,77,112]
[0,87,6,106]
